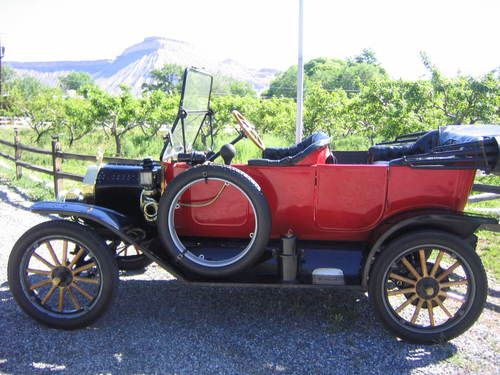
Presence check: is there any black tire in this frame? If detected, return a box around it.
[8,220,119,329]
[369,230,487,344]
[112,242,153,271]
[117,254,152,271]
[157,164,271,278]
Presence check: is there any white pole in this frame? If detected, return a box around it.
[295,0,304,143]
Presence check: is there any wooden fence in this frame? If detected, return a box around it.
[0,129,142,198]
[0,129,498,201]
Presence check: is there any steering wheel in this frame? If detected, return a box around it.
[232,110,265,150]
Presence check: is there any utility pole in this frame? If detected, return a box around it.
[295,0,304,143]
[0,39,4,108]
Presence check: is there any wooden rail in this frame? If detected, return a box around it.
[472,184,500,194]
[0,128,142,198]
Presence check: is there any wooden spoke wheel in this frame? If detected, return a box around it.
[113,242,152,271]
[369,231,487,343]
[8,221,118,329]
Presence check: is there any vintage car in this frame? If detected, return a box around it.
[7,68,499,344]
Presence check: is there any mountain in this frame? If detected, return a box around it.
[6,37,278,95]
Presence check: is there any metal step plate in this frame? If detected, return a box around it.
[312,268,345,285]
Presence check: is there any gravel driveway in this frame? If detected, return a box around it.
[0,183,498,375]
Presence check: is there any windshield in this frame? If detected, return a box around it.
[166,69,213,158]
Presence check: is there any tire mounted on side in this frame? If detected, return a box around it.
[157,164,272,278]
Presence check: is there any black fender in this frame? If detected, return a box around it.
[361,210,498,289]
[31,201,184,279]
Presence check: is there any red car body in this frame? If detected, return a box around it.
[164,146,475,242]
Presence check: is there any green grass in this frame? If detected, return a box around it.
[0,164,53,201]
[474,230,500,280]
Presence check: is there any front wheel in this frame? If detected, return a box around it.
[8,220,119,329]
[369,230,487,343]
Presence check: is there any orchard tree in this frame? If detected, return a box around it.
[59,72,94,92]
[250,97,296,138]
[422,54,500,125]
[24,87,66,142]
[4,76,45,117]
[210,95,256,145]
[266,52,387,98]
[63,96,94,146]
[0,65,17,114]
[266,65,299,98]
[142,64,184,94]
[304,83,352,137]
[139,90,179,136]
[212,75,257,97]
[82,84,143,156]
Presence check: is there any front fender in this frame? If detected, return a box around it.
[31,201,185,279]
[361,210,498,289]
[31,201,133,235]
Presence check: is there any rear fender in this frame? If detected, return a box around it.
[361,210,497,289]
[31,201,184,279]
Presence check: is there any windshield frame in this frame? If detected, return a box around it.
[166,68,213,156]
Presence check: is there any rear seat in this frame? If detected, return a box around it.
[368,130,439,163]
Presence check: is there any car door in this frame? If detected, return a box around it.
[314,164,388,231]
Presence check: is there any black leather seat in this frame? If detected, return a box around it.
[368,130,439,163]
[248,131,330,166]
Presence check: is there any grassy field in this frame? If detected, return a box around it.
[0,126,498,279]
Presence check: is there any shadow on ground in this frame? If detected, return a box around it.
[0,277,457,375]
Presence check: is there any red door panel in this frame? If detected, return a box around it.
[385,167,474,215]
[314,165,388,231]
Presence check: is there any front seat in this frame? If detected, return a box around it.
[248,131,330,166]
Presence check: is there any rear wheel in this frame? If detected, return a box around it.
[112,241,152,271]
[8,220,119,329]
[369,230,487,343]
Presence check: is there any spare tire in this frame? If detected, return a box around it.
[157,164,271,278]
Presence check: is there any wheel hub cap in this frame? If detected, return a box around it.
[416,277,439,300]
[51,266,73,287]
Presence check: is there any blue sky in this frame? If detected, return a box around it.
[1,0,499,79]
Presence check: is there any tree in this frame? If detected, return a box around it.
[0,65,18,115]
[212,75,257,97]
[303,83,352,138]
[422,54,500,125]
[23,87,66,142]
[139,90,179,137]
[352,48,380,65]
[142,64,184,94]
[83,84,143,156]
[250,97,296,138]
[63,96,94,146]
[266,65,299,98]
[348,79,436,144]
[59,72,94,92]
[267,53,387,98]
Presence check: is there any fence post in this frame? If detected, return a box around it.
[14,128,22,178]
[51,135,62,199]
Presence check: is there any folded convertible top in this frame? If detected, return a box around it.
[376,124,500,174]
[440,124,500,145]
